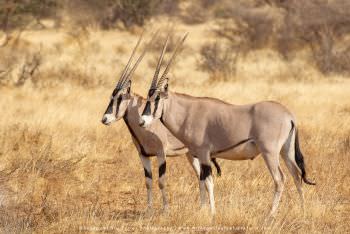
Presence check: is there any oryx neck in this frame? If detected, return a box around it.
[161,92,191,134]
[129,93,144,107]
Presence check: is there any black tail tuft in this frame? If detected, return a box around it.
[211,158,221,177]
[293,121,316,186]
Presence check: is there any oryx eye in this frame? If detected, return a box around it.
[148,89,155,97]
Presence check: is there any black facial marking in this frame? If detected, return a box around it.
[115,95,123,114]
[159,162,166,177]
[112,88,119,97]
[142,101,151,116]
[104,99,114,114]
[144,168,152,179]
[153,95,160,116]
[200,164,212,181]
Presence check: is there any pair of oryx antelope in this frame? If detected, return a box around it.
[102,32,315,217]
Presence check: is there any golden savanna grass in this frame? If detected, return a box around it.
[0,21,349,233]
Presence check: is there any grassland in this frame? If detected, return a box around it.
[0,22,349,233]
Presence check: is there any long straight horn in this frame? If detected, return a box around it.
[116,31,144,89]
[157,32,188,89]
[121,30,159,88]
[150,33,170,90]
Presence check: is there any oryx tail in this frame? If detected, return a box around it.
[211,158,221,177]
[292,121,316,185]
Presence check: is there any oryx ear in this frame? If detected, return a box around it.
[159,78,169,93]
[124,80,132,93]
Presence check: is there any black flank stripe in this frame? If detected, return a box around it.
[173,146,186,151]
[213,138,253,154]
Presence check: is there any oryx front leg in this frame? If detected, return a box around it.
[140,155,153,212]
[157,155,168,212]
[199,156,215,215]
[186,154,201,178]
[187,154,207,208]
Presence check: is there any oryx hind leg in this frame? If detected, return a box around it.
[140,154,153,212]
[157,152,169,211]
[281,130,305,209]
[261,150,285,217]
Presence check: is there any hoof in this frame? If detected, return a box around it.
[161,205,170,215]
[264,213,276,226]
[144,207,154,217]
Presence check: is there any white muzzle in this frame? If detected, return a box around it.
[140,115,153,127]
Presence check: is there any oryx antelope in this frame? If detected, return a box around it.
[139,33,315,216]
[101,33,221,212]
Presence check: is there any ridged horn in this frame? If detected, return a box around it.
[157,32,188,89]
[150,32,170,90]
[116,31,144,89]
[121,30,159,88]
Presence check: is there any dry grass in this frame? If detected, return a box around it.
[0,22,349,233]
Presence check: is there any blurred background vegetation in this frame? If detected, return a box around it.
[1,0,350,86]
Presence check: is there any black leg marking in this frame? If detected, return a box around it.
[144,168,152,179]
[159,162,166,177]
[200,164,212,181]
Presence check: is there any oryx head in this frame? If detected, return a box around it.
[102,80,132,125]
[139,33,188,127]
[102,32,152,125]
